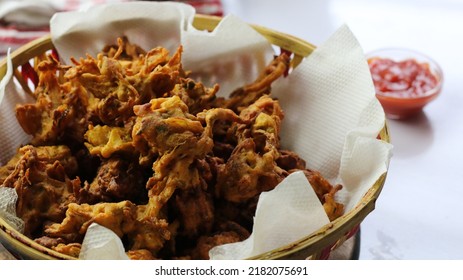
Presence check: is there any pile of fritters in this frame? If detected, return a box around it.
[0,37,344,259]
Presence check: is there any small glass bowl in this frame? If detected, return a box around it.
[366,48,443,120]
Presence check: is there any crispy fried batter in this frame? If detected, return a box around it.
[45,200,171,254]
[53,243,82,258]
[301,169,344,221]
[77,157,148,204]
[3,37,345,259]
[323,184,345,222]
[84,123,135,158]
[191,221,250,260]
[128,45,184,102]
[214,96,287,202]
[127,249,157,260]
[44,201,137,241]
[132,96,205,164]
[276,150,307,171]
[0,145,78,184]
[102,36,147,61]
[170,187,214,238]
[224,52,290,113]
[68,53,140,126]
[171,78,219,115]
[16,57,89,146]
[1,145,80,237]
[132,96,213,219]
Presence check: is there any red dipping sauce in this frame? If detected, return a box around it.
[369,58,438,98]
[367,49,443,119]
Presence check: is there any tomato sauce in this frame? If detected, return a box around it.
[368,58,438,97]
[367,57,441,119]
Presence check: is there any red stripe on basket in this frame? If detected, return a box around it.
[346,224,360,239]
[319,246,332,260]
[21,62,39,88]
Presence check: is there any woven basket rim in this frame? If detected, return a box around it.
[0,14,390,260]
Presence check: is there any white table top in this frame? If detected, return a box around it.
[222,0,463,259]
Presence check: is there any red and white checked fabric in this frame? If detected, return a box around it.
[0,0,223,56]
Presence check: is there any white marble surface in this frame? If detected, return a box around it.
[222,0,463,259]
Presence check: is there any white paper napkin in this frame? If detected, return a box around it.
[0,50,35,165]
[180,13,274,97]
[0,187,24,233]
[79,223,129,260]
[209,171,329,259]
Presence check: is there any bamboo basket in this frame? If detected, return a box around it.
[0,14,390,260]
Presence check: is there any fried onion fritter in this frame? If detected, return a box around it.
[170,186,215,239]
[52,243,82,258]
[16,58,89,146]
[132,96,214,219]
[192,224,250,260]
[84,123,135,158]
[1,37,345,259]
[44,200,171,254]
[214,96,287,202]
[223,52,290,113]
[301,169,345,221]
[1,145,80,237]
[77,157,148,204]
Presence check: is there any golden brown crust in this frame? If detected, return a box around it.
[0,37,344,259]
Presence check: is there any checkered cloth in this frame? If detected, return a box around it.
[0,0,223,56]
